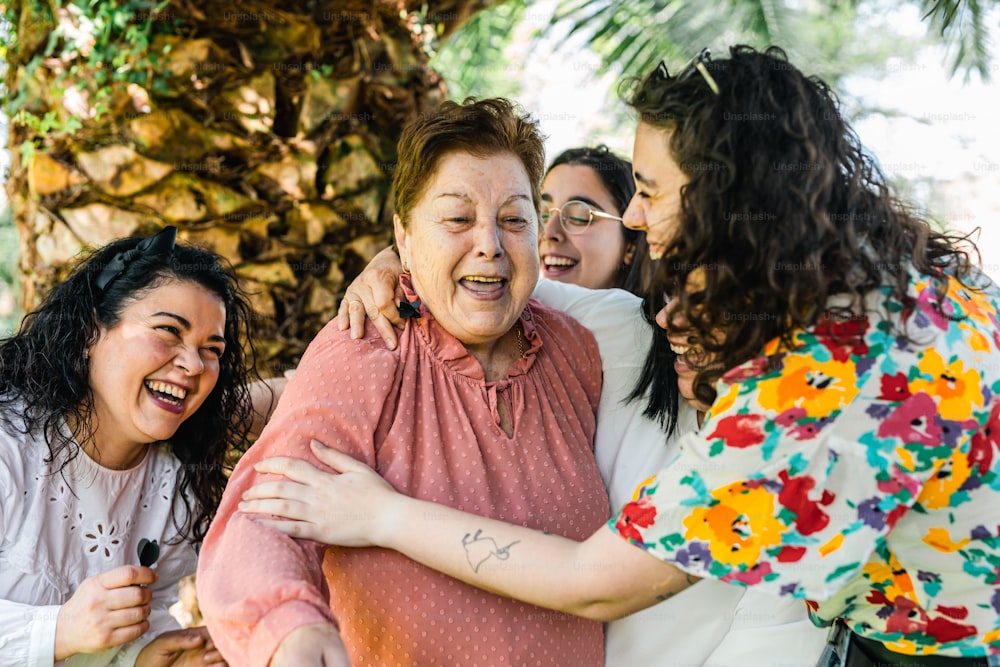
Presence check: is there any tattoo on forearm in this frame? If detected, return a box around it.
[654,573,700,603]
[462,529,521,573]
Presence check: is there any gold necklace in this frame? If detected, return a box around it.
[515,324,524,358]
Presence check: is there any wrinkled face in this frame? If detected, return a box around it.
[623,122,688,261]
[395,151,539,347]
[88,280,226,457]
[539,164,632,290]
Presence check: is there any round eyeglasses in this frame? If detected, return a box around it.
[540,200,624,235]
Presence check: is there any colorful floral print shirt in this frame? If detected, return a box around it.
[610,267,1000,657]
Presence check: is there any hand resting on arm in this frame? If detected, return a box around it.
[240,440,700,621]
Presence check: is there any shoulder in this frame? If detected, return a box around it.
[0,418,41,526]
[298,317,403,369]
[527,299,600,349]
[532,280,642,325]
[531,286,650,372]
[0,411,40,483]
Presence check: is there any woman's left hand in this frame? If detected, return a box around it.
[136,626,226,667]
[239,440,400,547]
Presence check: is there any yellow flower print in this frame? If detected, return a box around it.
[958,323,990,353]
[683,482,785,568]
[945,278,993,327]
[709,383,740,420]
[910,348,983,422]
[922,527,971,553]
[916,448,974,511]
[756,354,859,418]
[864,552,917,602]
[819,533,844,557]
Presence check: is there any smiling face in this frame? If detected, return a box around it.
[395,151,539,350]
[539,164,632,290]
[623,122,688,261]
[87,279,226,464]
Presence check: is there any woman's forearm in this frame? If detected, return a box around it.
[244,444,702,620]
[377,494,698,621]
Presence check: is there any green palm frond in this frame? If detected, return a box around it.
[429,0,529,100]
[920,0,994,80]
[548,0,805,79]
[551,0,994,82]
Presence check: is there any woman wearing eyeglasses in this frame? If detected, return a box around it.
[539,146,646,292]
[238,45,1000,666]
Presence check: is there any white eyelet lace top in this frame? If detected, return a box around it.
[0,417,198,666]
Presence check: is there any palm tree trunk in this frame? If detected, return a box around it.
[5,0,494,373]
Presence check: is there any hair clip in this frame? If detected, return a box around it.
[96,226,178,291]
[397,299,422,319]
[138,538,160,567]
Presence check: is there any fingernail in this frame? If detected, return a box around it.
[310,439,327,449]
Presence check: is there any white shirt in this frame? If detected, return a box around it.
[0,418,197,666]
[533,280,827,666]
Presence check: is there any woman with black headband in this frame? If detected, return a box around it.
[0,227,258,666]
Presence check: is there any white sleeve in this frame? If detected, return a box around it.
[0,600,60,667]
[530,280,682,507]
[0,445,58,667]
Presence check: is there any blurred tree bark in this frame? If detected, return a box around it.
[4,0,496,374]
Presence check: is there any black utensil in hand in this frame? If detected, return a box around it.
[138,538,160,567]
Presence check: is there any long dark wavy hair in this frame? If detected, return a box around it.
[629,45,974,407]
[0,232,260,544]
[547,146,681,435]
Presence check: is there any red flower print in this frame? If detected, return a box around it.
[774,407,807,428]
[883,596,926,635]
[776,545,807,562]
[935,605,969,620]
[723,356,776,383]
[925,615,978,643]
[877,372,911,402]
[876,465,920,499]
[708,414,767,449]
[615,499,658,543]
[721,561,774,586]
[879,596,978,643]
[969,401,1000,475]
[884,504,907,531]
[814,314,869,362]
[777,470,834,535]
[876,393,942,447]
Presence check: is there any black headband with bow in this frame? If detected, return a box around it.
[95,226,178,291]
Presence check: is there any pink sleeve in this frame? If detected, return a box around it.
[197,322,401,667]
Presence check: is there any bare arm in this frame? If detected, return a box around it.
[241,441,699,621]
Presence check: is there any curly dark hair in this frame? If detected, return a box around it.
[628,45,974,407]
[0,231,260,544]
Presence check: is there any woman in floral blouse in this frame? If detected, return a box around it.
[239,46,1000,665]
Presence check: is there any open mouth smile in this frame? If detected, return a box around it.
[460,275,508,300]
[541,255,578,276]
[144,380,188,414]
